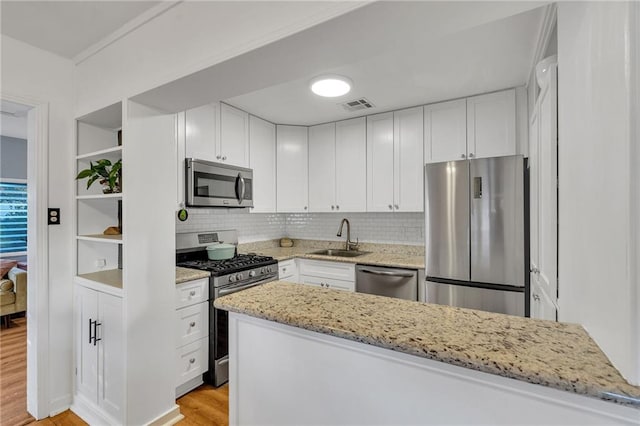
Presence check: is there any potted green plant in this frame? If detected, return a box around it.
[76,159,122,194]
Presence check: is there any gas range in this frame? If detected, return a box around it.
[177,254,278,288]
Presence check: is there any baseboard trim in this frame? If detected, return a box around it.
[148,404,183,426]
[48,393,71,417]
[175,376,204,399]
[70,395,119,426]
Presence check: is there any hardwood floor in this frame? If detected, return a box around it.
[0,316,34,426]
[1,316,229,426]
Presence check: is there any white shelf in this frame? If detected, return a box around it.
[77,234,123,244]
[75,269,123,296]
[76,145,122,160]
[76,193,123,200]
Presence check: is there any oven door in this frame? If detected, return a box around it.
[210,277,275,386]
[186,158,253,207]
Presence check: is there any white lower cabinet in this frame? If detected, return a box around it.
[298,259,355,292]
[175,278,209,397]
[278,259,298,283]
[73,284,124,424]
[530,279,557,321]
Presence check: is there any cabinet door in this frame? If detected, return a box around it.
[366,112,395,212]
[276,125,308,212]
[467,89,516,159]
[220,103,249,167]
[308,123,336,212]
[394,107,424,212]
[298,275,354,292]
[185,103,219,162]
[537,67,558,303]
[75,285,99,403]
[335,117,367,212]
[424,99,467,163]
[249,116,277,213]
[97,293,124,421]
[530,280,557,321]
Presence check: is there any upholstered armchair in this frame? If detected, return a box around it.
[0,267,27,327]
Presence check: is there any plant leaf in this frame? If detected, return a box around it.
[76,169,93,179]
[86,175,99,189]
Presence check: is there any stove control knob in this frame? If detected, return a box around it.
[229,275,236,282]
[236,273,243,281]
[249,271,256,277]
[260,267,266,274]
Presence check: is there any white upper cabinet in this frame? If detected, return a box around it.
[308,123,336,212]
[393,107,424,212]
[249,116,277,213]
[335,117,367,212]
[367,112,395,212]
[466,89,516,159]
[185,103,219,162]
[219,103,249,167]
[367,108,423,212]
[424,99,467,163]
[276,125,308,212]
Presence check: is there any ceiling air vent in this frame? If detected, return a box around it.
[341,98,375,112]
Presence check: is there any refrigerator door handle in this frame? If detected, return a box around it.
[473,176,483,199]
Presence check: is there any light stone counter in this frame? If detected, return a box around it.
[238,239,425,269]
[215,281,640,408]
[175,266,210,284]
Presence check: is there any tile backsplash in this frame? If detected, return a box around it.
[176,209,425,245]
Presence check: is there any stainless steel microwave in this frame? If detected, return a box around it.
[186,158,253,207]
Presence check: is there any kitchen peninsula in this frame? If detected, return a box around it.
[215,282,640,425]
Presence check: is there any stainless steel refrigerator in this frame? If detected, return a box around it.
[424,155,526,316]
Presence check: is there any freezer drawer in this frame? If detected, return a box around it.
[425,281,524,316]
[356,265,418,301]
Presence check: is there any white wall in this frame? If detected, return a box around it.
[557,2,639,384]
[0,35,75,413]
[74,1,366,116]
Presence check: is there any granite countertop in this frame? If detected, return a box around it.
[238,239,425,269]
[175,266,210,284]
[215,281,640,407]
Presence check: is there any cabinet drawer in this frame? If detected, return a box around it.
[175,278,208,309]
[299,274,354,292]
[176,338,208,387]
[176,301,208,348]
[298,259,354,281]
[278,259,297,279]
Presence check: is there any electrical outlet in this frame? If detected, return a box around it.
[48,208,60,225]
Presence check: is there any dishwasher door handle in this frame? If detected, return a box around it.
[359,268,415,278]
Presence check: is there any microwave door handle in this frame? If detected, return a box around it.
[236,173,246,204]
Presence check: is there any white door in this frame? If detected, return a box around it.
[335,117,367,212]
[185,103,219,162]
[308,123,336,212]
[424,99,467,163]
[249,116,277,213]
[367,112,394,212]
[467,89,516,159]
[97,293,124,421]
[276,125,308,212]
[219,103,249,167]
[394,106,424,212]
[75,285,98,403]
[537,66,558,303]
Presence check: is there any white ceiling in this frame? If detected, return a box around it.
[0,1,159,59]
[226,4,545,126]
[0,100,31,140]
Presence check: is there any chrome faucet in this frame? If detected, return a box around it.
[337,218,358,251]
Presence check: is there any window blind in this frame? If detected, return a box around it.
[0,182,27,255]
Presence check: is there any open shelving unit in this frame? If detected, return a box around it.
[74,101,124,292]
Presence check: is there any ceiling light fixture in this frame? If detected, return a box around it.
[310,75,352,98]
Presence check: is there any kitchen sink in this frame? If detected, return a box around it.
[310,249,369,258]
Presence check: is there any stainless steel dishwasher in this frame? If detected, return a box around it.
[355,265,418,301]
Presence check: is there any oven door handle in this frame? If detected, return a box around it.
[218,280,264,297]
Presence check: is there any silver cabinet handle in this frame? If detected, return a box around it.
[388,204,393,210]
[331,205,335,210]
[532,293,540,301]
[530,267,539,274]
[469,153,475,158]
[461,154,466,159]
[222,156,227,161]
[189,358,196,364]
[189,321,196,327]
[304,206,308,210]
[216,155,221,160]
[336,205,339,210]
[189,290,196,296]
[359,268,415,278]
[282,267,287,273]
[394,204,399,210]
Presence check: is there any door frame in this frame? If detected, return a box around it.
[1,92,50,419]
